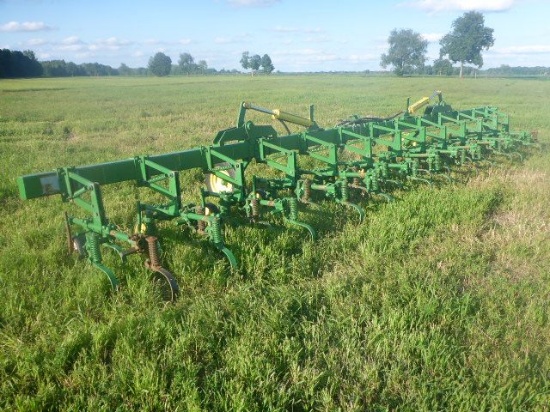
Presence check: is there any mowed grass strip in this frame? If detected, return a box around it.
[0,75,549,410]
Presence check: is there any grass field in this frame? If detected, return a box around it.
[1,75,549,411]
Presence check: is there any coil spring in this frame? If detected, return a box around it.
[146,236,161,268]
[210,217,223,244]
[372,175,379,192]
[86,232,102,263]
[340,181,349,202]
[196,206,206,232]
[412,159,419,176]
[250,198,259,221]
[303,178,312,201]
[380,162,388,178]
[434,154,441,172]
[288,197,298,221]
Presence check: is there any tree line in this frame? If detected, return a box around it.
[147,51,275,76]
[0,49,43,78]
[0,50,250,78]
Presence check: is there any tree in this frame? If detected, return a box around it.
[197,60,208,74]
[432,58,455,76]
[178,52,196,75]
[439,11,495,78]
[380,29,427,76]
[240,51,250,72]
[118,63,133,76]
[260,54,274,74]
[148,52,172,76]
[249,54,261,75]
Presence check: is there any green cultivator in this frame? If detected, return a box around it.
[17,92,536,300]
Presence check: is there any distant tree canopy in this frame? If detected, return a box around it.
[174,52,209,75]
[148,52,172,77]
[40,60,118,77]
[380,29,427,76]
[177,52,196,75]
[240,51,275,75]
[260,54,275,74]
[439,11,495,77]
[432,58,455,76]
[0,49,43,78]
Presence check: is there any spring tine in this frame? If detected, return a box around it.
[63,212,74,254]
[151,267,180,302]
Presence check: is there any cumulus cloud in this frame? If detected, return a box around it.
[214,37,233,44]
[213,33,251,44]
[58,36,86,51]
[62,36,84,45]
[422,33,444,42]
[227,0,280,7]
[0,21,54,32]
[273,26,299,33]
[273,26,323,34]
[90,37,132,51]
[402,0,517,12]
[27,38,48,46]
[494,45,550,54]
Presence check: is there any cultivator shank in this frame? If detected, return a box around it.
[17,92,536,300]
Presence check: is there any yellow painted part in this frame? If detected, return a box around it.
[134,223,148,234]
[408,96,430,114]
[271,109,314,127]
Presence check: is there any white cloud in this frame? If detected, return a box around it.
[273,26,299,33]
[62,36,84,45]
[214,37,233,44]
[273,26,323,34]
[422,33,444,42]
[144,39,161,45]
[494,45,550,54]
[59,36,86,51]
[402,0,517,12]
[227,0,280,6]
[214,33,251,44]
[275,48,340,63]
[90,37,132,51]
[0,21,54,32]
[27,38,48,46]
[304,35,330,43]
[348,53,380,63]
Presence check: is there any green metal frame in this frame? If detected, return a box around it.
[17,94,536,300]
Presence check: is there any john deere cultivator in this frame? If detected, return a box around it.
[17,92,536,300]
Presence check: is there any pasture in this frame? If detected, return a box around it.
[1,75,549,410]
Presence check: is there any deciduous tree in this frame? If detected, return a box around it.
[249,54,261,75]
[439,11,495,78]
[432,58,455,76]
[380,29,427,76]
[178,52,196,75]
[260,54,274,74]
[148,52,172,77]
[240,51,250,72]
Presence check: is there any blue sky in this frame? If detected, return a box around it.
[1,0,549,72]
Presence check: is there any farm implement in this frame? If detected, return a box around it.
[17,92,536,300]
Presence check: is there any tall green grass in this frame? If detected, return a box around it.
[1,75,549,410]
